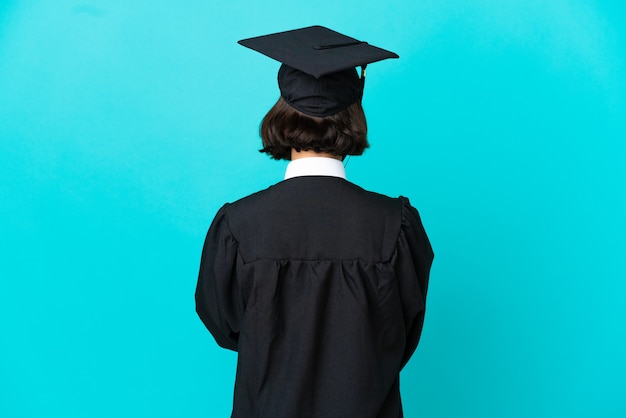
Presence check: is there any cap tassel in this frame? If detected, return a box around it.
[360,64,367,100]
[313,41,367,50]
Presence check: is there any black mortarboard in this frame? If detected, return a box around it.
[238,26,399,117]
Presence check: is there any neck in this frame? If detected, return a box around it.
[291,149,342,161]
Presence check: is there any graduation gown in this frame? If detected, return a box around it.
[196,176,433,418]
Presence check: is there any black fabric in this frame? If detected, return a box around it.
[238,26,398,79]
[196,176,434,418]
[238,25,399,117]
[278,65,362,117]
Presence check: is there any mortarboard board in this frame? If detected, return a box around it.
[238,26,399,117]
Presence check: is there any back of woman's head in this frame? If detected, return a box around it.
[260,97,369,160]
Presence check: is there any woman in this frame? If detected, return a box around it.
[196,26,434,418]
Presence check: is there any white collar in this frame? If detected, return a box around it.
[284,157,346,180]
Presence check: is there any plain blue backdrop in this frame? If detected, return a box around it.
[1,1,625,417]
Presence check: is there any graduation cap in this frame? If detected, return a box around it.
[238,26,399,117]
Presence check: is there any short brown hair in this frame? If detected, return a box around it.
[260,97,369,160]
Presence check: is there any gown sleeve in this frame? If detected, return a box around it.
[394,197,434,368]
[195,204,242,352]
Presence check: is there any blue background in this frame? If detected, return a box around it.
[1,1,625,417]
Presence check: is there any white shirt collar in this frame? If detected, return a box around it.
[284,157,346,180]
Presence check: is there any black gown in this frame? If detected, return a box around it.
[196,176,433,418]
